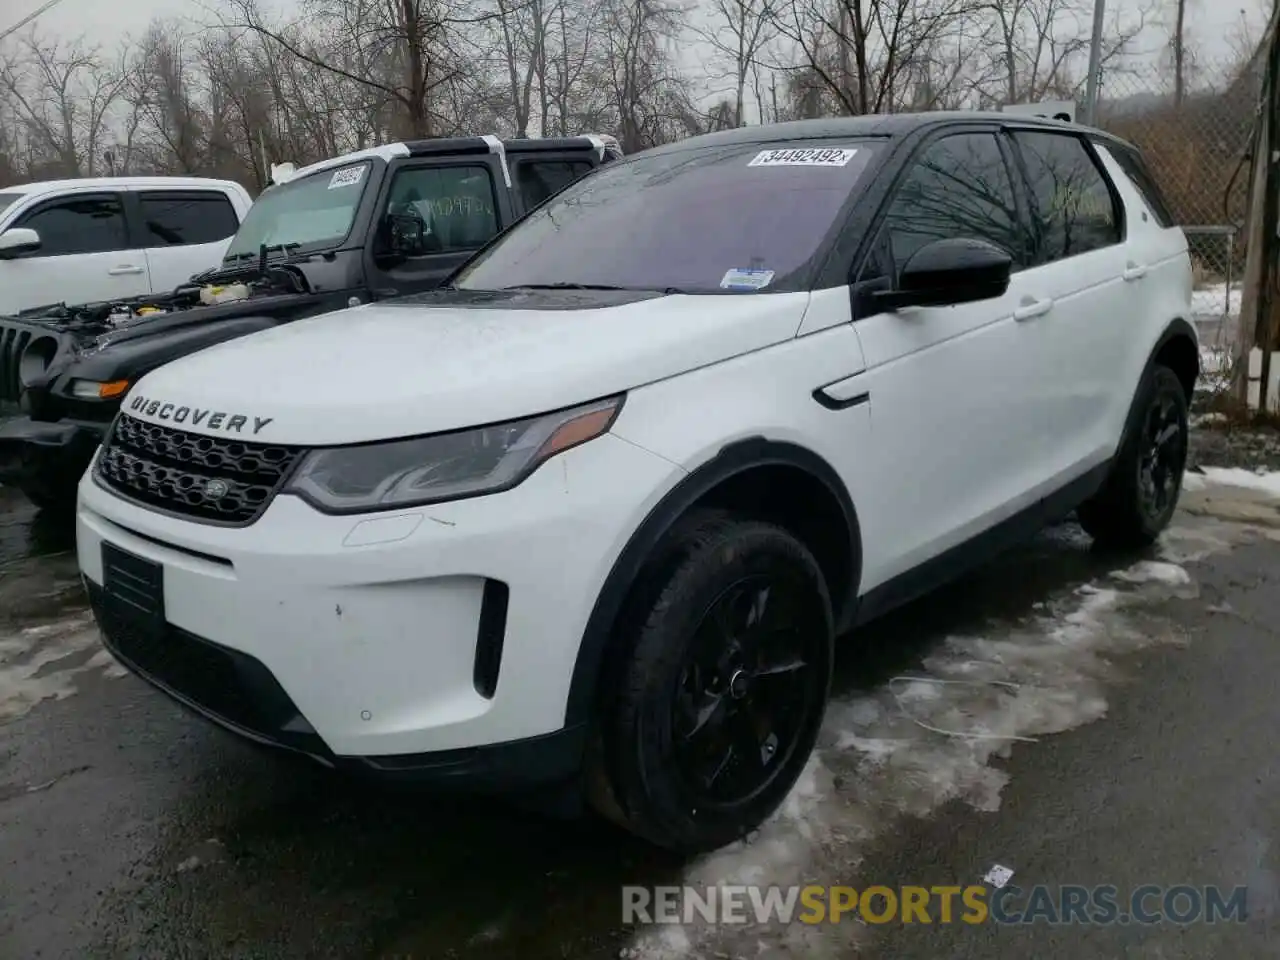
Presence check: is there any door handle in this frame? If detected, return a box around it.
[1013,297,1053,321]
[108,265,144,276]
[1123,263,1148,282]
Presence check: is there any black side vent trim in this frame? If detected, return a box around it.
[473,579,510,699]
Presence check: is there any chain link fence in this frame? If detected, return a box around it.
[1090,55,1262,375]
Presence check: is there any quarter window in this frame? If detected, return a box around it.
[139,192,240,246]
[16,195,128,257]
[379,165,499,255]
[876,132,1026,278]
[516,160,594,209]
[1013,131,1121,262]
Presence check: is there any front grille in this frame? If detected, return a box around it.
[95,413,306,525]
[0,322,33,403]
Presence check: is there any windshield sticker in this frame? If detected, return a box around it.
[748,147,857,167]
[720,267,775,291]
[328,166,366,190]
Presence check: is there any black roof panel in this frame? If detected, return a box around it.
[502,136,602,154]
[636,111,1102,157]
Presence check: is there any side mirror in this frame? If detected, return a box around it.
[873,238,1012,311]
[0,227,41,259]
[387,214,426,257]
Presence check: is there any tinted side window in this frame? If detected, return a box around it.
[516,160,594,209]
[876,132,1026,278]
[16,195,128,257]
[1013,132,1121,262]
[1098,141,1174,228]
[380,164,499,255]
[140,192,240,246]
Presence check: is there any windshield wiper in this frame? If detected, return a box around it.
[502,282,689,294]
[502,282,631,291]
[226,242,302,263]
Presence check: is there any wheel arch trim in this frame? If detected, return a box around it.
[564,436,861,726]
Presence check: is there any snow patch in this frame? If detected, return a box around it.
[1197,467,1280,497]
[0,613,121,722]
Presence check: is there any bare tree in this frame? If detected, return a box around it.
[699,0,778,125]
[0,31,124,177]
[774,0,980,116]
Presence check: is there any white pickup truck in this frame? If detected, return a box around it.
[0,177,254,316]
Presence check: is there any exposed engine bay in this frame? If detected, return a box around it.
[10,256,313,342]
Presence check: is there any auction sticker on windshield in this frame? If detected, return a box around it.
[720,267,775,290]
[748,148,857,167]
[328,166,366,189]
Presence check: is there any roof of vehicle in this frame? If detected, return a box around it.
[0,176,247,197]
[278,133,621,185]
[637,111,1127,156]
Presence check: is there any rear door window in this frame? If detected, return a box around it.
[515,159,595,209]
[15,194,129,257]
[1012,131,1122,263]
[139,192,241,246]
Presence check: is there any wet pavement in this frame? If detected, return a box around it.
[3,462,1280,959]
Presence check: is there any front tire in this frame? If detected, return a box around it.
[590,513,833,854]
[17,470,79,514]
[1078,364,1188,549]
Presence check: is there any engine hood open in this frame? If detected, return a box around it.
[123,290,811,445]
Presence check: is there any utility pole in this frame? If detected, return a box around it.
[1237,0,1280,408]
[1083,0,1107,124]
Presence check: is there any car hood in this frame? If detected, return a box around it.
[123,290,811,445]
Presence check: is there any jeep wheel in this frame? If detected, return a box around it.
[17,472,79,515]
[591,514,833,854]
[1078,364,1188,549]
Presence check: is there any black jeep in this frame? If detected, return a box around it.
[0,134,620,510]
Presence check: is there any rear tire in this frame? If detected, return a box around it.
[1078,364,1188,549]
[588,513,833,854]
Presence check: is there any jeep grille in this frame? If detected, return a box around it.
[95,414,306,525]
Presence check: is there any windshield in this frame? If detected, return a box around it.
[224,161,371,260]
[453,141,879,293]
[0,193,24,217]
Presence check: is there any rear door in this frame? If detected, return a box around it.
[131,189,243,293]
[507,151,599,216]
[0,192,149,313]
[363,155,514,297]
[1004,128,1129,476]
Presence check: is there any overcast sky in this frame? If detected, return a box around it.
[10,0,1274,82]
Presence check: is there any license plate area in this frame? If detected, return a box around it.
[101,542,165,635]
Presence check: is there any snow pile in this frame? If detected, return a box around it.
[1191,281,1241,320]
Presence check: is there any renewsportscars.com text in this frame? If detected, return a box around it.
[622,884,1249,926]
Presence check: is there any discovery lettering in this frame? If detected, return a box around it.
[128,395,274,435]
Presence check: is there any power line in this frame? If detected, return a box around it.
[0,0,69,45]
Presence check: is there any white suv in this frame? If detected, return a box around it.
[76,114,1197,853]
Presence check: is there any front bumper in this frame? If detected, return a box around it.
[0,415,105,486]
[77,432,680,784]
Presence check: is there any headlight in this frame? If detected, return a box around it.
[283,395,623,513]
[71,378,130,399]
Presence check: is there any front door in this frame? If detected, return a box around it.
[0,193,151,314]
[846,129,1039,590]
[364,156,515,297]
